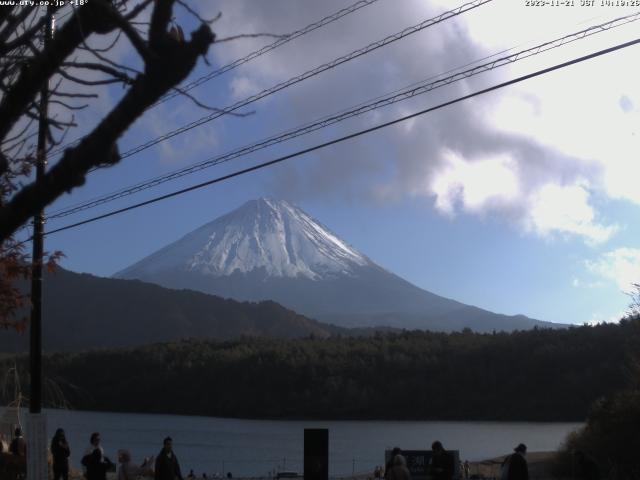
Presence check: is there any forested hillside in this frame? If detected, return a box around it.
[4,319,639,421]
[0,268,341,352]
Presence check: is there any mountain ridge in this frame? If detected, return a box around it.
[115,198,562,332]
[0,267,343,353]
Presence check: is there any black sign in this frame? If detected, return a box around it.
[304,428,328,480]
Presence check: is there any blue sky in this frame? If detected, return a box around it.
[21,0,640,325]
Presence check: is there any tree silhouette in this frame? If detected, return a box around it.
[628,283,640,319]
[0,0,217,328]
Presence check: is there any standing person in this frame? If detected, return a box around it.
[85,448,110,480]
[374,466,382,479]
[51,428,71,480]
[9,427,26,456]
[118,449,143,480]
[385,447,402,479]
[83,432,105,460]
[82,433,114,479]
[385,454,411,480]
[430,441,454,480]
[501,444,529,480]
[463,460,470,479]
[82,432,105,477]
[155,436,183,480]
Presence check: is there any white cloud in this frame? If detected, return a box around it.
[586,247,640,291]
[485,24,640,209]
[230,75,262,100]
[572,277,604,289]
[430,149,519,215]
[429,150,617,244]
[525,183,618,245]
[137,105,220,166]
[188,0,640,245]
[584,310,626,326]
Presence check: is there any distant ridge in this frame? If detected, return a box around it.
[0,267,341,353]
[116,198,563,332]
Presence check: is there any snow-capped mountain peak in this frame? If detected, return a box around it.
[116,198,370,281]
[115,198,551,332]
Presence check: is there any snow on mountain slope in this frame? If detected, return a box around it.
[115,198,558,332]
[116,198,371,281]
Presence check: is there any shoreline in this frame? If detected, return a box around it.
[64,451,560,480]
[41,406,586,424]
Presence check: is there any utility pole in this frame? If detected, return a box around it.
[28,6,54,480]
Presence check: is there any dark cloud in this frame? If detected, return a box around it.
[195,0,615,241]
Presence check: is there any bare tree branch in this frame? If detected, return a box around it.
[0,9,215,241]
[0,7,34,44]
[149,0,174,49]
[61,61,135,83]
[0,7,16,27]
[176,0,222,25]
[123,0,155,21]
[168,84,253,116]
[49,99,89,111]
[2,118,36,145]
[0,16,48,57]
[81,43,143,75]
[57,68,127,86]
[0,0,226,332]
[51,90,99,99]
[103,2,155,63]
[78,29,123,53]
[0,0,121,141]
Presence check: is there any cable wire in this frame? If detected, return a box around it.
[47,0,383,158]
[38,36,640,238]
[156,0,383,106]
[48,0,492,163]
[43,11,640,221]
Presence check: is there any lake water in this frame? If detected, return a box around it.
[42,409,581,477]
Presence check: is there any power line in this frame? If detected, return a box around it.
[116,0,491,159]
[44,11,640,221]
[49,0,492,164]
[155,0,383,106]
[47,0,383,158]
[39,36,640,238]
[44,0,495,218]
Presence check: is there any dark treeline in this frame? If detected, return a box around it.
[555,388,640,478]
[4,319,640,421]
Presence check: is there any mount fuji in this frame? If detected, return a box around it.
[115,198,560,332]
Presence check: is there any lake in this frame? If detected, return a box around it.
[42,409,581,477]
